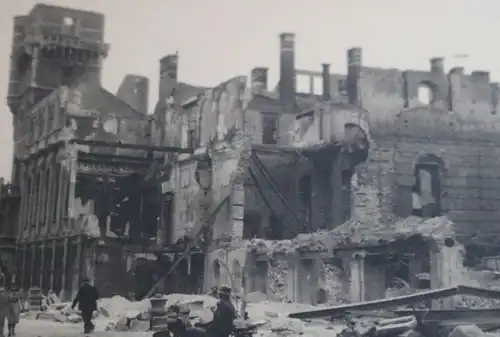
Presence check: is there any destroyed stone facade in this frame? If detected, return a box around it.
[3,4,500,306]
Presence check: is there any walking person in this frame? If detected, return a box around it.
[6,285,21,337]
[71,277,99,333]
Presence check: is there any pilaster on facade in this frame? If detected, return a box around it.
[39,242,46,288]
[67,144,78,232]
[49,240,56,292]
[60,237,68,299]
[349,251,366,303]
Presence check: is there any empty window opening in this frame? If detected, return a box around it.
[187,129,197,148]
[296,74,310,93]
[417,83,434,105]
[312,76,323,95]
[266,215,284,240]
[243,212,261,239]
[262,113,278,145]
[63,16,75,26]
[413,164,441,218]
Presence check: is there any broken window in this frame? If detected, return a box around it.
[243,211,261,239]
[62,67,74,85]
[266,215,284,240]
[187,129,197,148]
[417,82,435,105]
[414,164,441,218]
[262,113,278,145]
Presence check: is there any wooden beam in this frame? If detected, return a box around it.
[393,309,500,326]
[288,285,500,319]
[73,139,193,154]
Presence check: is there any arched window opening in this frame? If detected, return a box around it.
[213,260,221,287]
[412,154,444,219]
[417,83,435,105]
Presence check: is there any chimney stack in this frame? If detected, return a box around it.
[322,63,331,101]
[159,53,178,85]
[279,32,296,110]
[430,57,444,73]
[347,47,362,105]
[251,67,268,92]
[156,53,179,118]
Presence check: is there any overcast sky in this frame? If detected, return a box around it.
[0,0,498,179]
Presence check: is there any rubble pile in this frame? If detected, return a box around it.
[319,215,456,248]
[321,263,350,305]
[31,295,150,328]
[248,216,455,259]
[267,259,289,302]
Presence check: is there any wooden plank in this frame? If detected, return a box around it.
[288,286,500,319]
[393,309,500,325]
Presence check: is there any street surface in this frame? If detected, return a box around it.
[12,319,152,337]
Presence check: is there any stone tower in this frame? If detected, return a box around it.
[6,4,108,183]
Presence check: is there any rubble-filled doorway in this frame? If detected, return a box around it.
[135,261,155,300]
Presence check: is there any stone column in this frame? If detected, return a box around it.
[430,238,463,309]
[55,163,65,233]
[60,237,68,299]
[20,245,26,290]
[39,242,45,288]
[72,235,83,299]
[285,258,299,302]
[29,244,36,287]
[67,144,77,231]
[49,240,56,291]
[350,251,366,303]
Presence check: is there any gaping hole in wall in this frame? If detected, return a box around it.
[74,173,165,240]
[243,211,262,239]
[296,74,310,94]
[343,124,369,166]
[62,66,75,85]
[412,163,442,218]
[312,76,322,96]
[16,52,32,75]
[417,83,435,105]
[266,215,284,240]
[262,113,278,145]
[369,235,432,301]
[63,16,75,26]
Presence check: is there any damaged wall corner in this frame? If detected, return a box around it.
[429,237,464,309]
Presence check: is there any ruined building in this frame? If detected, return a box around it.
[4,4,500,303]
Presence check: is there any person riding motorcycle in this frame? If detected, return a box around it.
[207,285,236,337]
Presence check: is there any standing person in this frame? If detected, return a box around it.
[207,285,236,337]
[6,285,20,337]
[71,277,99,333]
[0,284,10,337]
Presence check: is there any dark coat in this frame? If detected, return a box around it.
[72,282,99,312]
[209,299,236,336]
